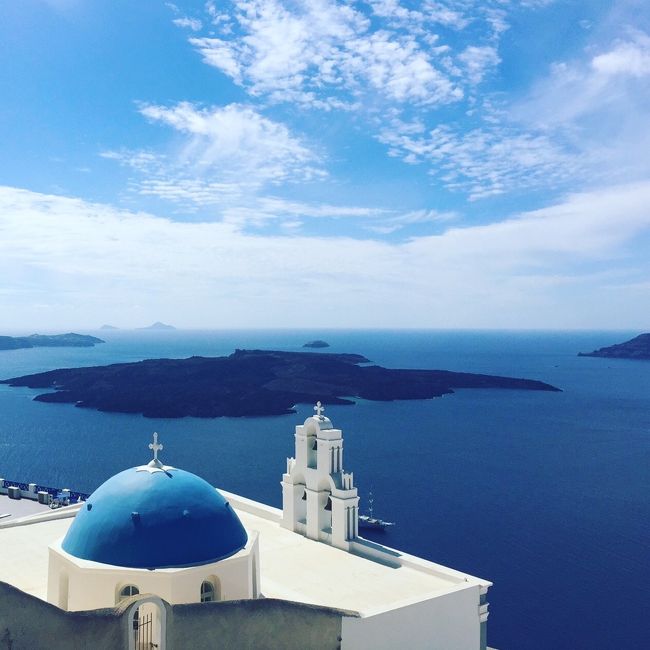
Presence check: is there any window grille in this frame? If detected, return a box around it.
[201,580,215,603]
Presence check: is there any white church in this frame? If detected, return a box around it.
[0,404,493,650]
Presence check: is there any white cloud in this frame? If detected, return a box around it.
[423,2,471,30]
[172,0,591,208]
[105,103,326,210]
[219,196,387,228]
[136,178,253,207]
[518,0,557,7]
[458,45,500,84]
[254,197,383,219]
[591,34,650,77]
[100,150,163,172]
[172,16,203,31]
[188,0,463,107]
[344,31,463,103]
[102,145,382,227]
[189,37,243,82]
[516,32,650,127]
[510,30,650,187]
[366,208,458,233]
[2,182,650,329]
[138,102,319,180]
[378,121,574,199]
[373,29,650,201]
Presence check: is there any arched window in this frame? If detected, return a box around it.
[118,584,141,628]
[120,584,140,600]
[200,580,215,603]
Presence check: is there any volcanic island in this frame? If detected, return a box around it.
[1,349,560,418]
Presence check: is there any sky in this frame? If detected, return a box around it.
[1,0,649,330]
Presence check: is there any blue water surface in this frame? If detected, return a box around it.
[0,329,648,650]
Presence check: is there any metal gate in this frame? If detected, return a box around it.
[134,610,156,649]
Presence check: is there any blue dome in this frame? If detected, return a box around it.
[62,466,248,569]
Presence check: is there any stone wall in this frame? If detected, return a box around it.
[0,581,125,650]
[0,581,351,650]
[169,598,346,650]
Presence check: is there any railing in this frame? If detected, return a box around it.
[0,478,89,503]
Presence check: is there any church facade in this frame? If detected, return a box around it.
[0,405,493,650]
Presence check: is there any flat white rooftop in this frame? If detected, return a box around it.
[0,493,51,521]
[0,489,488,617]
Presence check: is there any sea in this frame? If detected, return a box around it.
[0,329,648,650]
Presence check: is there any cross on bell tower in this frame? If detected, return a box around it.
[314,401,325,419]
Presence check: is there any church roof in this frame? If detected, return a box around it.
[61,435,247,569]
[1,490,489,615]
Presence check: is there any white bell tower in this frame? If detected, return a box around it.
[281,402,359,550]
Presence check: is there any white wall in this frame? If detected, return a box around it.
[48,533,259,612]
[341,585,481,650]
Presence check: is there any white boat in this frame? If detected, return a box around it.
[359,493,394,530]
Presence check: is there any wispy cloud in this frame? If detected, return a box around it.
[510,29,650,186]
[104,102,327,212]
[366,208,458,234]
[517,31,650,127]
[138,102,321,183]
[458,45,500,84]
[172,0,581,205]
[378,119,575,199]
[185,0,511,108]
[219,196,387,228]
[172,16,202,31]
[373,24,650,200]
[2,181,649,328]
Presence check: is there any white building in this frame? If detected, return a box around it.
[0,405,493,650]
[281,402,359,549]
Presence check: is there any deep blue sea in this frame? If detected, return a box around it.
[0,330,648,649]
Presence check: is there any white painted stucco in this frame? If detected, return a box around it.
[341,584,481,650]
[47,531,259,611]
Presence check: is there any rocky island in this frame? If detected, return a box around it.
[139,322,176,330]
[303,340,330,348]
[0,333,104,351]
[1,349,560,418]
[578,333,650,360]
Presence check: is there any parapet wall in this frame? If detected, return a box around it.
[0,580,124,650]
[0,580,349,650]
[169,598,347,650]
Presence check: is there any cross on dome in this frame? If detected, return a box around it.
[149,431,163,464]
[136,432,176,474]
[314,401,325,419]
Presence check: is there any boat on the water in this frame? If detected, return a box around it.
[359,493,394,530]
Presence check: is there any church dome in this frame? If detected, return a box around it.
[62,451,248,569]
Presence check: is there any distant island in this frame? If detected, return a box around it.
[0,333,104,351]
[100,324,119,330]
[138,322,176,331]
[1,349,560,418]
[578,333,650,360]
[303,340,330,349]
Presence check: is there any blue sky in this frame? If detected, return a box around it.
[1,0,649,329]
